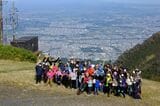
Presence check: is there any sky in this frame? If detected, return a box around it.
[6,0,160,12]
[8,0,160,5]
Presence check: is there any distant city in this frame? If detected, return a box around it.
[4,3,160,61]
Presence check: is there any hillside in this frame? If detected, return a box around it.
[0,45,37,62]
[116,32,160,81]
[0,60,160,106]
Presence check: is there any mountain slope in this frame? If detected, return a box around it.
[116,32,160,81]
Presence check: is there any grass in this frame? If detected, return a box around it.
[0,60,160,106]
[0,45,37,62]
[0,60,74,94]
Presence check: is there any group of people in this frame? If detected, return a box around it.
[35,56,142,99]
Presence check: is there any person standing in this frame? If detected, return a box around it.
[94,77,100,95]
[104,73,112,97]
[35,63,43,84]
[70,69,77,89]
[46,68,54,87]
[87,76,93,94]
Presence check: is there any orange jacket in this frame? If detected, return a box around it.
[87,67,95,76]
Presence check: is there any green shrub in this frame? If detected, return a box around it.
[0,45,37,62]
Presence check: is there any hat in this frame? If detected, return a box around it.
[38,63,42,67]
[133,71,135,74]
[135,68,139,71]
[114,71,117,75]
[91,64,95,68]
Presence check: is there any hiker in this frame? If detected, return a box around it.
[55,69,62,85]
[61,66,70,88]
[52,63,59,73]
[87,76,93,94]
[118,74,126,98]
[70,68,77,89]
[112,77,118,96]
[35,63,43,84]
[104,73,112,97]
[132,81,141,99]
[126,74,133,96]
[87,65,95,76]
[46,67,54,87]
[77,72,89,95]
[79,62,84,73]
[135,69,142,94]
[94,64,105,80]
[94,77,100,95]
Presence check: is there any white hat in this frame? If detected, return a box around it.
[133,71,135,74]
[135,68,139,71]
[91,64,95,68]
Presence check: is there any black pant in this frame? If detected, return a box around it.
[113,86,118,96]
[88,87,92,94]
[118,86,125,98]
[36,75,42,84]
[71,80,76,89]
[104,86,110,96]
[62,75,69,88]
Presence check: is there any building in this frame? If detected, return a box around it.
[10,36,38,52]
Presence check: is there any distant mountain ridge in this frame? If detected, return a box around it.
[116,32,160,81]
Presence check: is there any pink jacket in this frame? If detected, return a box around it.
[56,71,62,76]
[47,71,54,79]
[52,66,59,72]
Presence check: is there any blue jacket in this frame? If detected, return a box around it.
[35,65,43,76]
[95,80,100,88]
